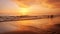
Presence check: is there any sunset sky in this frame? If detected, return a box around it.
[0,0,60,33]
[0,0,20,16]
[0,0,60,16]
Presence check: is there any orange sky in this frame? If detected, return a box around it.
[0,0,60,33]
[0,0,60,16]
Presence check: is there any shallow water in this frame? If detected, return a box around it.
[0,17,60,33]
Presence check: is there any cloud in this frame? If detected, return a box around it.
[41,0,60,8]
[12,0,60,8]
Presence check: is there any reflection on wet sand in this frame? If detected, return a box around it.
[0,15,60,34]
[1,24,60,34]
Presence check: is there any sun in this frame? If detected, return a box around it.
[20,8,29,15]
